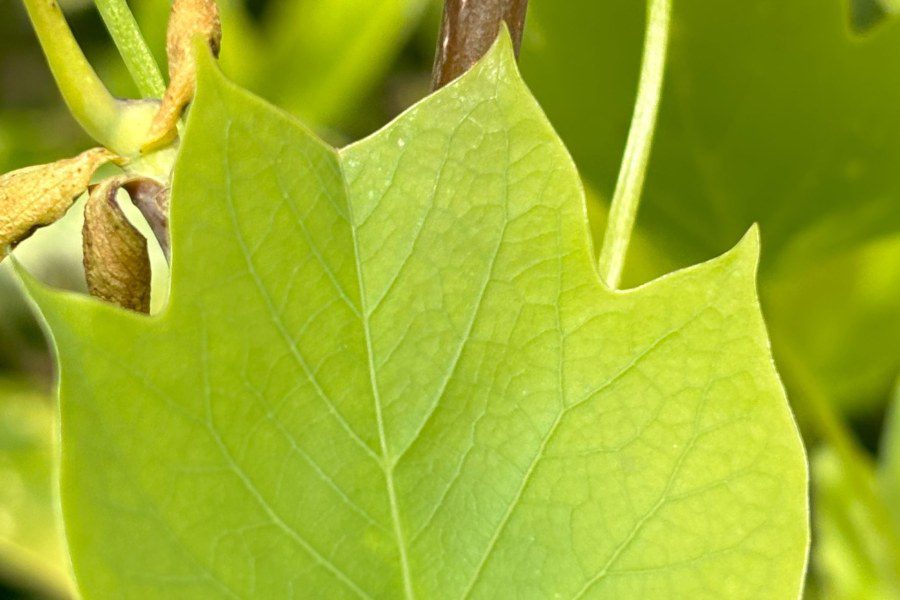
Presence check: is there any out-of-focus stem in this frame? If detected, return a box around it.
[431,0,528,90]
[20,0,160,156]
[94,0,166,97]
[21,0,122,145]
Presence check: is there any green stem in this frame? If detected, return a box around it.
[21,0,122,146]
[20,0,160,156]
[597,0,671,289]
[93,0,166,97]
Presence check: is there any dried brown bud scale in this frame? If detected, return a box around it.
[83,177,153,313]
[143,0,222,151]
[0,148,117,257]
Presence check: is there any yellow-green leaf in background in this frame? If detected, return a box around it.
[0,379,73,599]
[129,0,429,134]
[811,384,900,598]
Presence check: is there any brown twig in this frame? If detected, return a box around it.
[431,0,529,90]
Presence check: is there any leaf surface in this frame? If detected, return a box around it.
[25,35,807,599]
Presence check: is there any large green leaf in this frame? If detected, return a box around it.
[23,35,807,598]
[522,0,900,414]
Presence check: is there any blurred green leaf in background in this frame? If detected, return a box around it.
[130,0,434,138]
[811,384,900,598]
[0,381,71,600]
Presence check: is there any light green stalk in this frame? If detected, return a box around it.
[93,0,166,97]
[21,0,122,144]
[597,0,672,289]
[20,0,159,156]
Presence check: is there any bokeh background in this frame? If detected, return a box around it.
[1,0,899,597]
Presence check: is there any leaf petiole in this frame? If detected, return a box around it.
[21,0,122,144]
[93,0,166,98]
[20,0,159,156]
[597,0,672,289]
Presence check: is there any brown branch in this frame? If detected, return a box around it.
[431,0,529,90]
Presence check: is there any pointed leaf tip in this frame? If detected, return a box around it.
[733,223,763,269]
[695,223,763,292]
[475,25,518,78]
[724,224,765,299]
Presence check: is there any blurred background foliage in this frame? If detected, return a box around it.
[0,0,898,597]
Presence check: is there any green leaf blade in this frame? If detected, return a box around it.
[24,34,808,599]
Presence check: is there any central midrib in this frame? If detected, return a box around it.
[341,160,416,600]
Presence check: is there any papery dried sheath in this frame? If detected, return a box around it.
[144,0,221,150]
[123,178,170,260]
[0,148,116,258]
[83,177,152,313]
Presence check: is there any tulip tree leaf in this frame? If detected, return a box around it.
[23,35,807,599]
